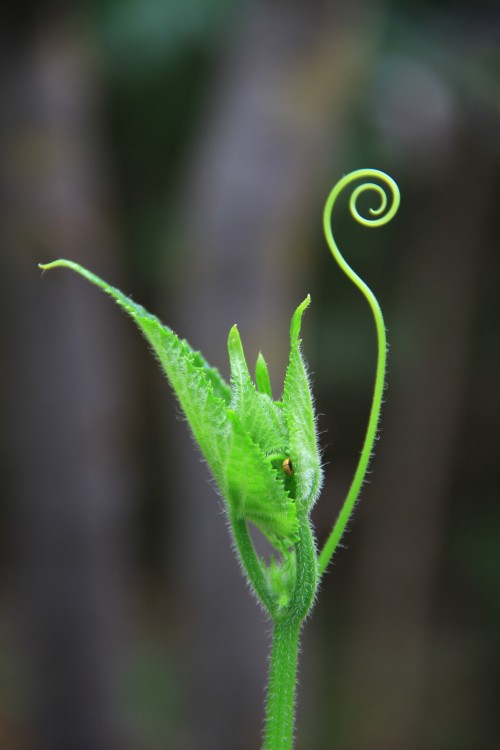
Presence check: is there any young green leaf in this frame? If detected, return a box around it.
[255,352,273,398]
[282,296,323,512]
[39,260,319,553]
[137,317,231,485]
[228,325,288,458]
[39,260,231,487]
[225,411,298,552]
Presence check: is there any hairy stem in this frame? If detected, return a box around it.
[263,616,301,750]
[231,516,275,614]
[263,513,316,748]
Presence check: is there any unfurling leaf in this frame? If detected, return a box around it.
[39,260,322,553]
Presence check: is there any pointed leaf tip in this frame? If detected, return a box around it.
[228,325,246,364]
[283,293,322,511]
[39,260,60,270]
[228,324,251,382]
[255,352,273,398]
[290,294,311,344]
[228,324,240,346]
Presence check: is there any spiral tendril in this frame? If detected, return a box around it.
[318,169,400,577]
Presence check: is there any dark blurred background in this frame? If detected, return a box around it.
[1,1,499,748]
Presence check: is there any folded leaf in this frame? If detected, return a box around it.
[40,260,231,486]
[228,325,287,457]
[255,353,273,398]
[40,260,321,552]
[225,412,298,551]
[138,317,230,485]
[282,296,323,511]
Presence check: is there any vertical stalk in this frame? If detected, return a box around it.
[263,616,301,750]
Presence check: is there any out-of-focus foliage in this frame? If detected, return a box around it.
[85,0,234,283]
[90,0,233,74]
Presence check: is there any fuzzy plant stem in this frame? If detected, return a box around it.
[231,516,276,613]
[263,616,301,750]
[263,513,316,749]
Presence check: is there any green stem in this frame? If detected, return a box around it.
[318,169,400,577]
[231,516,275,614]
[263,514,316,749]
[263,616,301,750]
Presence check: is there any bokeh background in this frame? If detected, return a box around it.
[1,1,499,749]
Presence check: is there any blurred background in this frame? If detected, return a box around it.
[1,0,499,748]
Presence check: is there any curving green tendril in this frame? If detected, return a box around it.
[318,169,400,577]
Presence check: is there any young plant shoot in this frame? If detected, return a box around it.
[40,168,400,750]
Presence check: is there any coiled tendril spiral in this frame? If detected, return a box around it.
[318,169,400,577]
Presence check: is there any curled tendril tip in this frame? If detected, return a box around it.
[325,168,400,229]
[322,168,400,303]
